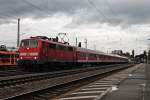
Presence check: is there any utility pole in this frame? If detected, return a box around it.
[148,39,150,63]
[94,45,96,50]
[85,38,87,49]
[17,18,20,47]
[75,37,77,47]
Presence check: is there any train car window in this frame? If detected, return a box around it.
[49,43,56,49]
[88,53,96,58]
[68,47,73,52]
[80,53,82,58]
[80,53,86,58]
[57,45,66,51]
[83,53,86,58]
[88,54,91,58]
[0,54,9,58]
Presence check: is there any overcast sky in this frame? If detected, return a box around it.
[0,0,150,54]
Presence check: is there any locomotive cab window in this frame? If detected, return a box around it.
[20,40,29,47]
[20,39,38,48]
[30,40,38,48]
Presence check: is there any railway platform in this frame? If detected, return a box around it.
[102,63,149,100]
[55,64,143,100]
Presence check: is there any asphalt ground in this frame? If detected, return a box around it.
[102,64,150,100]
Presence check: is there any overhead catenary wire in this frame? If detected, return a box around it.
[0,12,18,20]
[87,0,112,24]
[0,0,46,46]
[0,3,22,20]
[19,0,54,34]
[86,0,125,51]
[22,0,51,15]
[105,0,116,16]
[21,0,69,36]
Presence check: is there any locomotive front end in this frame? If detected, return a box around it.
[18,39,39,66]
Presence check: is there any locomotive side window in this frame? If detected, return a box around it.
[57,45,66,51]
[68,47,73,52]
[42,42,46,49]
[49,43,56,49]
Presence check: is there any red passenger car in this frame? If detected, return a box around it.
[18,36,128,71]
[0,51,17,67]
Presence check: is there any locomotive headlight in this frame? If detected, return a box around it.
[34,57,37,59]
[20,57,23,59]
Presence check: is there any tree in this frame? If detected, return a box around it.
[143,51,147,56]
[131,50,135,58]
[124,52,130,57]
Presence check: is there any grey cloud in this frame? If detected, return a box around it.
[0,0,150,27]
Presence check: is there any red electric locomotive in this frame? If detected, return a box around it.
[18,36,128,71]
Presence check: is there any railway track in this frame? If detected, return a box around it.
[0,64,134,100]
[0,64,122,78]
[0,67,34,77]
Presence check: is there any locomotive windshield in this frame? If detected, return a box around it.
[20,39,38,48]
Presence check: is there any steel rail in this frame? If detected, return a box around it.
[0,64,134,99]
[0,64,126,87]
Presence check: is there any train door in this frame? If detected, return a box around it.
[74,48,78,64]
[42,42,48,62]
[67,47,74,62]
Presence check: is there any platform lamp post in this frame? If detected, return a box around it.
[84,38,87,49]
[148,39,150,63]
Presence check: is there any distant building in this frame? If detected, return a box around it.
[0,45,7,51]
[112,50,131,58]
[0,45,18,52]
[112,50,123,55]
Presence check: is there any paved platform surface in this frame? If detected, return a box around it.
[102,64,150,100]
[54,64,140,100]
